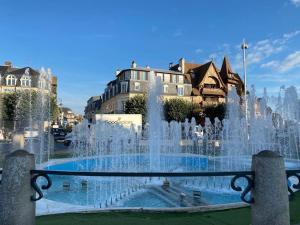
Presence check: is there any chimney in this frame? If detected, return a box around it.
[179,58,185,73]
[115,69,121,76]
[131,60,137,68]
[4,61,12,68]
[169,62,173,69]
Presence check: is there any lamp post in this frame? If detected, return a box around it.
[241,39,248,121]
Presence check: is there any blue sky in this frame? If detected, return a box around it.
[0,0,300,113]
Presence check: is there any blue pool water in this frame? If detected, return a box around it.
[42,155,298,208]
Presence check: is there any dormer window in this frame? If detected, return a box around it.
[177,85,184,96]
[171,74,177,83]
[121,82,128,93]
[6,75,17,86]
[21,75,31,87]
[163,84,168,93]
[38,79,45,88]
[131,70,138,80]
[134,82,140,91]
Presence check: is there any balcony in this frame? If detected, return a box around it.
[201,88,225,96]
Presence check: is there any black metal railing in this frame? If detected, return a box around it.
[30,170,256,203]
[1,169,299,205]
[286,170,300,199]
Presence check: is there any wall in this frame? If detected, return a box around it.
[94,113,142,130]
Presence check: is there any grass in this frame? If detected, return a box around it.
[37,191,300,225]
[50,151,72,159]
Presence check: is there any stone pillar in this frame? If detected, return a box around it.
[251,150,289,225]
[12,133,25,150]
[0,150,35,225]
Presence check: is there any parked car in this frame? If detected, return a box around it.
[23,127,39,139]
[51,128,66,142]
[64,133,72,146]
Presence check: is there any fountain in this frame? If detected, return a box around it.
[2,69,299,211]
[0,67,53,164]
[38,76,300,211]
[148,70,164,171]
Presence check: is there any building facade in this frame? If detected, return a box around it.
[93,57,243,115]
[99,61,193,114]
[173,57,244,107]
[0,61,57,97]
[84,96,102,122]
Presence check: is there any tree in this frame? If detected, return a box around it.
[203,103,226,123]
[50,96,60,123]
[164,98,199,122]
[2,93,18,130]
[1,91,59,131]
[124,95,147,123]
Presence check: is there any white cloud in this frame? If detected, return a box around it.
[173,29,183,37]
[234,30,300,69]
[278,51,300,72]
[290,0,300,7]
[206,43,231,64]
[283,30,300,39]
[260,51,300,72]
[261,60,280,69]
[195,48,203,54]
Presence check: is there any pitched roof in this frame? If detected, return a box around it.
[9,67,39,76]
[0,65,39,78]
[184,62,202,73]
[190,61,213,87]
[169,62,201,74]
[219,56,242,83]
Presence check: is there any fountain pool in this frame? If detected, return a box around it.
[34,74,300,212]
[41,154,299,209]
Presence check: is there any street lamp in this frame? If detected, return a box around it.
[241,39,248,121]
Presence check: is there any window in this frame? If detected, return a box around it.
[124,71,130,80]
[140,71,147,80]
[38,79,45,88]
[134,82,140,91]
[156,73,163,82]
[112,86,115,96]
[121,82,128,93]
[107,90,111,99]
[6,75,17,86]
[172,74,177,83]
[122,101,126,111]
[131,70,138,80]
[21,75,31,87]
[204,84,217,89]
[164,74,170,83]
[178,75,184,84]
[163,84,168,93]
[177,86,184,96]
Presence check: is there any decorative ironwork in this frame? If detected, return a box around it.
[30,169,255,203]
[30,173,52,201]
[230,174,254,204]
[286,170,300,200]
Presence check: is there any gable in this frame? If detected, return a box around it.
[199,63,226,89]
